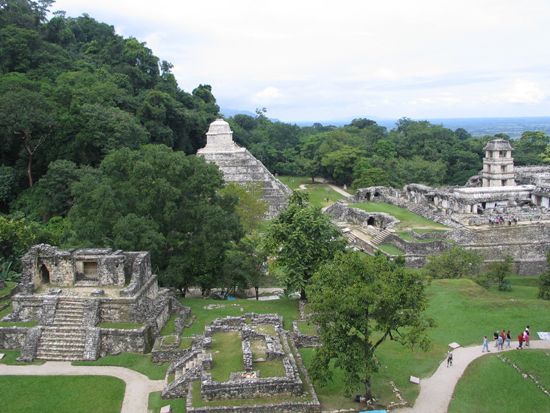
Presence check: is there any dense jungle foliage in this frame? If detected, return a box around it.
[1,0,549,292]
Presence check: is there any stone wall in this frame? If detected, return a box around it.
[99,326,154,355]
[201,372,303,401]
[0,326,28,349]
[325,202,399,229]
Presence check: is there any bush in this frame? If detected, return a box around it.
[538,252,550,300]
[486,256,514,291]
[424,246,482,279]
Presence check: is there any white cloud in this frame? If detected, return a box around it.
[253,87,284,103]
[51,0,550,120]
[501,80,546,104]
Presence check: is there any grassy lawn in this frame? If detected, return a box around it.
[210,332,243,382]
[179,297,299,335]
[161,313,178,336]
[256,359,286,377]
[378,243,404,256]
[0,350,45,365]
[73,353,168,380]
[303,184,345,208]
[354,202,448,231]
[0,375,125,413]
[296,320,317,336]
[302,277,550,409]
[449,351,550,413]
[278,175,312,190]
[148,391,186,413]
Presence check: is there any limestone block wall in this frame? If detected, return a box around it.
[324,202,399,229]
[99,326,153,355]
[0,326,28,349]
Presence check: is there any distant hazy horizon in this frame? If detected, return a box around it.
[220,108,550,139]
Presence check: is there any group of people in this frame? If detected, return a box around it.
[488,216,518,225]
[482,326,530,352]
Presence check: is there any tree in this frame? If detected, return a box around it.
[486,255,514,291]
[538,252,550,300]
[67,145,243,288]
[219,183,267,233]
[514,131,549,165]
[307,251,433,401]
[424,246,482,279]
[0,88,56,187]
[221,234,267,300]
[12,159,96,221]
[264,192,346,299]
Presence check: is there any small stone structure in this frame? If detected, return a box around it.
[162,313,320,413]
[0,244,176,361]
[197,119,292,218]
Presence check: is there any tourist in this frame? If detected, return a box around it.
[497,334,503,351]
[517,333,524,349]
[506,330,511,348]
[482,336,490,353]
[524,326,530,347]
[446,350,453,367]
[493,331,499,348]
[500,329,506,345]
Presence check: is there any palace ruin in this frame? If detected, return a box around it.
[330,139,550,274]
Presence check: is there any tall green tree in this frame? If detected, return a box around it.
[307,251,433,401]
[68,145,243,287]
[264,192,346,299]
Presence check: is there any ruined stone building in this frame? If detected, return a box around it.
[0,244,177,361]
[332,139,550,274]
[197,119,292,218]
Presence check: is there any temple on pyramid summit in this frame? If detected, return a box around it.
[197,119,292,218]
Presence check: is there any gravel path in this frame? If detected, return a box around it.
[327,184,353,199]
[395,340,550,413]
[0,361,165,413]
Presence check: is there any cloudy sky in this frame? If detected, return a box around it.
[53,0,550,123]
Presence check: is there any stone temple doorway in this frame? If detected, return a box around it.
[367,217,375,226]
[40,264,50,284]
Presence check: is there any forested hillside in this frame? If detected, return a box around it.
[1,0,549,292]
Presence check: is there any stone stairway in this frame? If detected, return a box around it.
[35,299,87,361]
[371,228,393,245]
[162,349,204,398]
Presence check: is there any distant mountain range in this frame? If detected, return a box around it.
[220,108,550,139]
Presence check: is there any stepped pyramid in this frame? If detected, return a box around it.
[197,119,291,218]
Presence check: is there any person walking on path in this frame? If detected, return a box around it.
[482,336,490,353]
[517,333,524,349]
[506,330,511,348]
[497,334,503,351]
[493,331,499,348]
[524,326,530,347]
[446,350,453,367]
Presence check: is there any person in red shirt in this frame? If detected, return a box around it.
[517,333,524,349]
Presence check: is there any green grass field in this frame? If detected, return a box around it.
[179,297,299,335]
[148,391,186,413]
[210,332,243,381]
[378,243,404,256]
[449,351,550,413]
[0,350,45,365]
[354,202,448,231]
[301,277,550,409]
[278,175,312,190]
[0,375,125,413]
[73,353,168,380]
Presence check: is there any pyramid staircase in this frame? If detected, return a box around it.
[35,299,88,361]
[162,349,205,398]
[371,228,393,245]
